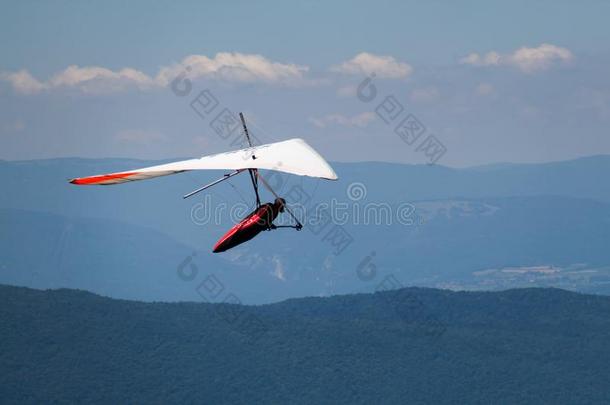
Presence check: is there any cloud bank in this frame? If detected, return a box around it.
[1,52,310,95]
[1,46,574,96]
[331,52,413,79]
[460,43,573,73]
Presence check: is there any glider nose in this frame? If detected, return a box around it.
[212,241,225,253]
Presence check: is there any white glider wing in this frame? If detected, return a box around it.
[69,138,338,185]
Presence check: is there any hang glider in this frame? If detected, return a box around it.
[69,113,338,252]
[69,138,337,186]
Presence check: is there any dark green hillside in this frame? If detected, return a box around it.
[1,285,609,403]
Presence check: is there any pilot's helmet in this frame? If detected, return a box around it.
[274,197,286,212]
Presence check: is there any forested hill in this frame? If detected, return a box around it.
[2,284,610,403]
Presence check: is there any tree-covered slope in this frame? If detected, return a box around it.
[1,285,609,403]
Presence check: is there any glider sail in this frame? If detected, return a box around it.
[69,138,338,185]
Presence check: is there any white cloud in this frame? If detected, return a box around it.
[156,52,309,86]
[309,112,376,128]
[409,87,440,103]
[460,43,573,73]
[459,51,501,67]
[1,52,310,94]
[2,65,156,94]
[1,70,46,94]
[510,44,573,72]
[52,65,156,94]
[331,52,413,79]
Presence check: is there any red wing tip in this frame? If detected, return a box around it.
[68,172,138,185]
[69,177,94,185]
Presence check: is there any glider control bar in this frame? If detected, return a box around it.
[256,172,303,230]
[183,169,243,199]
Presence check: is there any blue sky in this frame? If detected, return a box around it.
[1,0,609,166]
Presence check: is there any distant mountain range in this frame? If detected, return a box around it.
[2,284,609,404]
[2,156,610,303]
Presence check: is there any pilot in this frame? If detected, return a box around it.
[213,197,289,253]
[258,197,286,230]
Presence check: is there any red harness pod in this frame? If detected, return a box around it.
[212,203,281,253]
